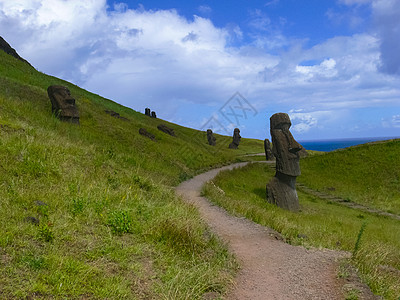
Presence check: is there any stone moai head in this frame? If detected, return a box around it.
[151,111,157,118]
[270,113,301,176]
[233,128,241,143]
[207,129,216,146]
[145,108,151,116]
[47,85,79,124]
[229,128,241,149]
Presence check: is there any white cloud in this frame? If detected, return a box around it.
[198,5,212,14]
[1,0,400,139]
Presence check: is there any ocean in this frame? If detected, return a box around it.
[299,137,400,152]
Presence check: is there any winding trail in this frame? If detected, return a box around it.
[176,162,375,300]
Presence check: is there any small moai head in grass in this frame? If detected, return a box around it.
[207,129,216,146]
[47,85,79,124]
[151,111,157,118]
[229,128,241,149]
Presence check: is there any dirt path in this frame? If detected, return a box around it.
[176,162,375,300]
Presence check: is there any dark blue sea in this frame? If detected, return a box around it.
[299,137,399,152]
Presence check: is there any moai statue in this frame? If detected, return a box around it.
[264,139,274,160]
[47,85,79,124]
[151,111,157,118]
[266,113,302,211]
[207,129,216,146]
[145,108,151,116]
[229,128,241,149]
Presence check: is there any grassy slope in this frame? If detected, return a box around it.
[298,140,400,215]
[0,50,263,299]
[203,149,400,298]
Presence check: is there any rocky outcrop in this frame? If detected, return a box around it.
[47,85,79,124]
[207,129,216,146]
[157,124,175,136]
[266,113,301,211]
[229,128,241,149]
[264,139,274,160]
[0,36,32,66]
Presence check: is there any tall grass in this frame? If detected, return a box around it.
[0,51,253,298]
[299,140,400,215]
[203,162,400,299]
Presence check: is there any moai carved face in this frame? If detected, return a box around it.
[47,85,79,123]
[270,113,301,176]
[233,128,241,143]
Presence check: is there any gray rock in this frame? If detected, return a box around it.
[266,113,301,211]
[47,85,79,124]
[229,128,241,149]
[207,129,216,146]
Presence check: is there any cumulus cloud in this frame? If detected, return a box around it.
[372,0,400,75]
[0,0,399,139]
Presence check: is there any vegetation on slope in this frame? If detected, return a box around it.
[0,50,263,298]
[298,140,400,215]
[203,157,400,299]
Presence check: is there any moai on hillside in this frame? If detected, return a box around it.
[151,111,157,118]
[266,113,302,211]
[145,108,151,116]
[47,85,79,124]
[229,128,241,149]
[207,129,216,146]
[264,139,274,160]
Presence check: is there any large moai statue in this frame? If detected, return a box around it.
[207,129,216,146]
[151,111,157,118]
[47,85,79,124]
[264,138,274,160]
[229,128,241,149]
[145,108,151,116]
[266,113,302,211]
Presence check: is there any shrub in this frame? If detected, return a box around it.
[107,210,133,235]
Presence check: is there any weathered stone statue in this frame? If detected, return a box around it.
[157,124,175,136]
[145,108,151,116]
[266,113,301,211]
[151,111,157,118]
[229,128,241,149]
[139,128,156,141]
[264,139,274,160]
[47,85,79,124]
[207,129,216,146]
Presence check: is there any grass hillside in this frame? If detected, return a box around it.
[203,143,400,299]
[0,50,263,299]
[298,140,400,215]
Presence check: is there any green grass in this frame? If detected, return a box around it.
[299,140,400,215]
[0,50,260,298]
[202,162,400,299]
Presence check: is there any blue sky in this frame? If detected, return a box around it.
[1,0,399,141]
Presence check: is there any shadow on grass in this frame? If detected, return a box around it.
[253,187,266,200]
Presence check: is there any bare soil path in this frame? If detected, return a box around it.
[176,162,377,300]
